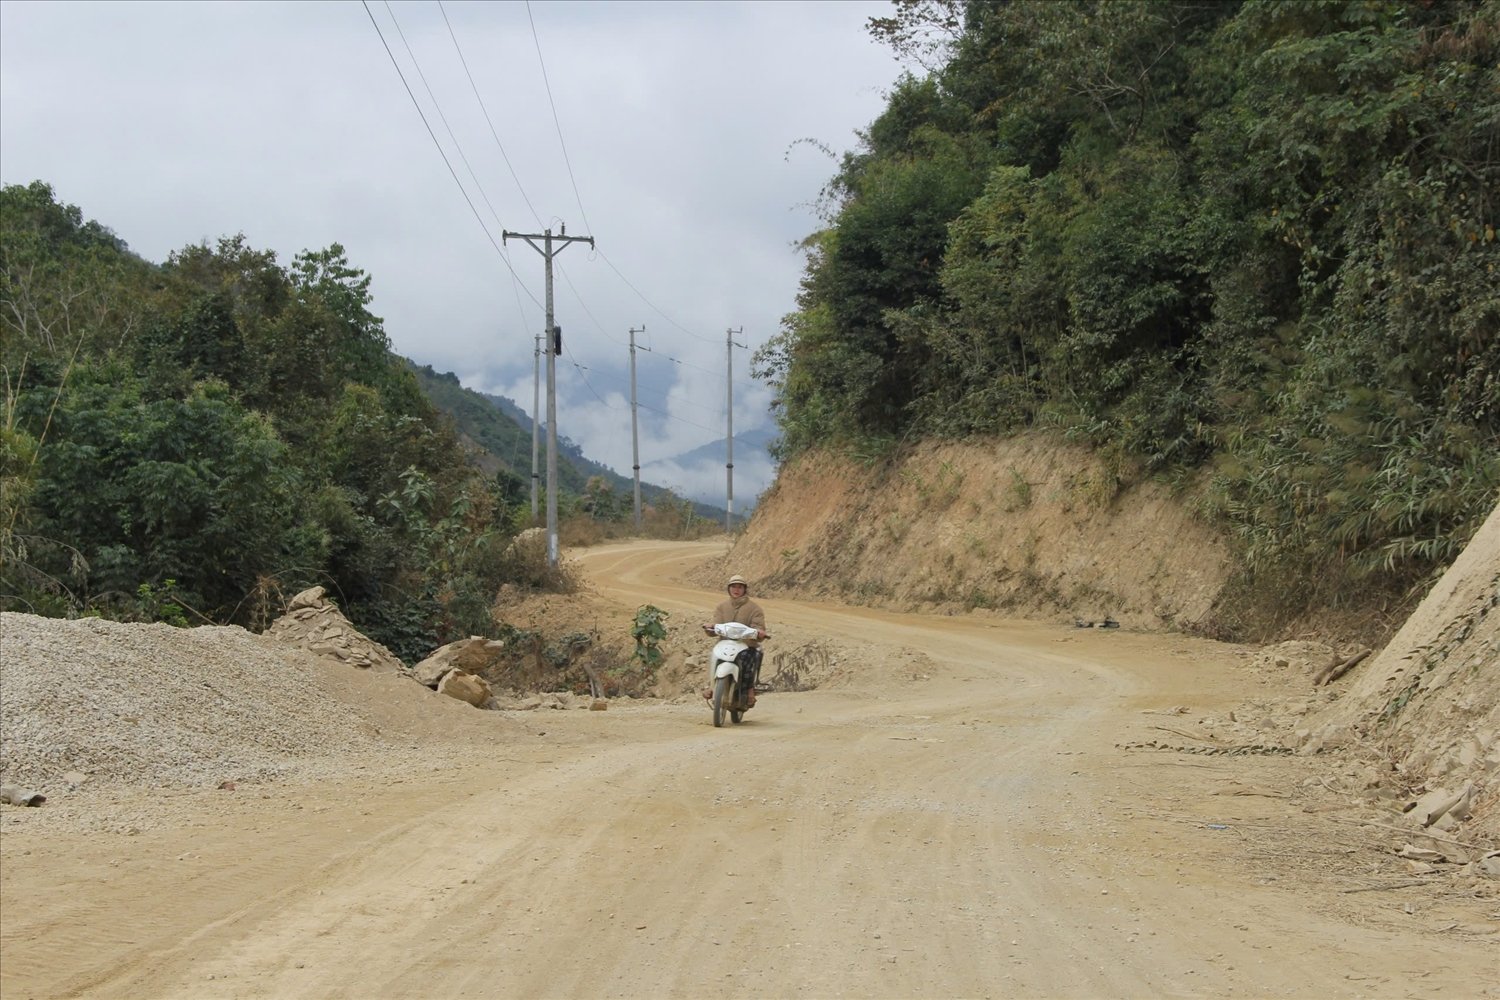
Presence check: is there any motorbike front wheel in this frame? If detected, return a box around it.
[712,675,731,727]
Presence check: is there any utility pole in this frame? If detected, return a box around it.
[502,226,594,568]
[628,325,647,531]
[531,332,541,519]
[726,327,745,533]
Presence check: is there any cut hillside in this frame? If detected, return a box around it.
[1304,499,1499,842]
[708,433,1232,632]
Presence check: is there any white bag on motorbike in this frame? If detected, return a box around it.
[710,622,760,641]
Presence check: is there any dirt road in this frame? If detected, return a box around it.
[2,540,1494,998]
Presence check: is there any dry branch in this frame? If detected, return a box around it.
[1314,647,1371,686]
[1341,880,1431,894]
[1324,817,1486,851]
[1151,725,1232,746]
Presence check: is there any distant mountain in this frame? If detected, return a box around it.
[407,365,532,476]
[640,427,779,511]
[661,427,778,470]
[407,362,733,523]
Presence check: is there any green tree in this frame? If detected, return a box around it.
[766,0,1499,628]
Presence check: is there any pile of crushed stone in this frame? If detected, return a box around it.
[0,613,388,795]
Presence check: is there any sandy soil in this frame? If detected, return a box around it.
[1,539,1495,999]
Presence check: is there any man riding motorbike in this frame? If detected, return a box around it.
[701,574,768,707]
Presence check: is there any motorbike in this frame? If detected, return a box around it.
[704,622,765,727]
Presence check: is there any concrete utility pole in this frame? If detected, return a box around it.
[628,325,647,531]
[531,332,541,519]
[726,327,745,533]
[502,226,594,568]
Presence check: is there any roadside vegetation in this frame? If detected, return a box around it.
[759,0,1497,624]
[0,181,706,661]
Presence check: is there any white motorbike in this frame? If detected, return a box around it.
[703,622,766,727]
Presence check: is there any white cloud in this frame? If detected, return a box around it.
[0,0,898,502]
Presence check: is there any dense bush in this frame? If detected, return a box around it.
[1,181,519,656]
[762,0,1499,613]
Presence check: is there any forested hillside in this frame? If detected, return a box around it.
[407,363,729,525]
[760,0,1498,622]
[0,182,562,660]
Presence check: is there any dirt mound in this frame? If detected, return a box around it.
[0,614,383,796]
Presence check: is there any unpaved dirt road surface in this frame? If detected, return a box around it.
[2,540,1494,999]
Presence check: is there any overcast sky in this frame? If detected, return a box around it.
[0,0,903,507]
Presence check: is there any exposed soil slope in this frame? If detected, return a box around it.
[717,434,1232,631]
[1307,500,1500,842]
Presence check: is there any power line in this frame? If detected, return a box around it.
[634,400,721,437]
[433,1,569,365]
[439,0,545,229]
[564,355,728,421]
[595,247,720,345]
[557,360,724,437]
[524,0,593,235]
[453,4,744,380]
[386,1,541,337]
[442,4,634,368]
[552,342,733,436]
[384,1,506,233]
[374,3,764,437]
[635,342,760,394]
[555,264,622,345]
[360,0,540,308]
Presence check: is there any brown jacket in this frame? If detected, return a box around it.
[713,596,766,644]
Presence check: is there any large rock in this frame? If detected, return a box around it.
[437,669,493,708]
[412,636,506,689]
[265,591,406,673]
[287,586,328,611]
[0,785,45,806]
[507,527,547,561]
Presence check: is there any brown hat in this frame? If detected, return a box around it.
[726,575,748,590]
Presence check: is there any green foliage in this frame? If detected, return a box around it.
[0,183,556,657]
[19,365,311,617]
[1005,467,1032,511]
[630,603,670,669]
[766,0,1500,620]
[580,476,627,523]
[131,579,191,628]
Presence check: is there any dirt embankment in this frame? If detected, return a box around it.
[1307,501,1500,843]
[719,434,1232,631]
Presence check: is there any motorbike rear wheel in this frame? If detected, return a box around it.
[712,675,731,728]
[730,710,743,724]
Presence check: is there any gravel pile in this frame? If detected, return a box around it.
[0,612,387,795]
